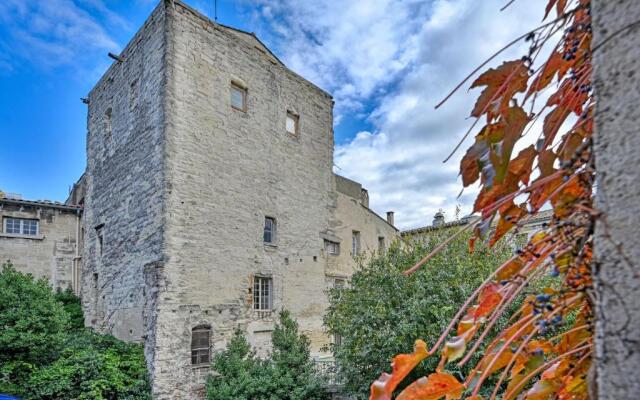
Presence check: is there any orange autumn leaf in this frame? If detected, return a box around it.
[396,373,464,400]
[470,61,529,119]
[370,340,429,400]
[474,283,502,320]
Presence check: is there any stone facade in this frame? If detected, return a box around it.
[592,1,640,397]
[0,197,82,292]
[81,1,399,398]
[402,209,553,244]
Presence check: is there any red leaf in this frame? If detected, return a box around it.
[470,61,529,119]
[370,340,429,400]
[543,106,571,146]
[474,283,503,320]
[396,372,464,400]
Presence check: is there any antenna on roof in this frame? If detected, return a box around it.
[214,0,218,21]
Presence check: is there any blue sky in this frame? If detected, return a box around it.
[0,0,543,229]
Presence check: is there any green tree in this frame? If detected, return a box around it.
[26,331,150,400]
[324,231,514,398]
[0,261,69,394]
[0,261,150,399]
[54,288,85,330]
[207,311,328,400]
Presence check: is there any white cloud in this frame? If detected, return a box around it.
[251,0,545,229]
[0,0,119,71]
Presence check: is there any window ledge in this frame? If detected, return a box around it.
[263,243,278,249]
[191,364,210,370]
[0,232,44,240]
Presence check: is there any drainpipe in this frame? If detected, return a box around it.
[73,209,81,296]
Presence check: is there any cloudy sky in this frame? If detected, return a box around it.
[0,0,544,230]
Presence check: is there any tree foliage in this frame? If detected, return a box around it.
[0,261,69,394]
[207,310,328,400]
[325,233,514,399]
[370,1,596,399]
[0,261,150,399]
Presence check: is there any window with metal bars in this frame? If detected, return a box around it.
[191,326,211,365]
[253,276,273,311]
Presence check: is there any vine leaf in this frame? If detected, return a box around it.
[370,340,429,400]
[470,61,529,119]
[396,372,464,400]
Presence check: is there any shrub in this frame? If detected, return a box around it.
[0,261,69,394]
[0,261,150,399]
[54,288,85,331]
[26,331,150,400]
[324,232,514,398]
[207,311,327,400]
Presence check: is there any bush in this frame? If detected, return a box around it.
[26,331,150,400]
[207,311,327,400]
[0,261,150,399]
[324,231,515,398]
[0,261,69,394]
[54,288,85,330]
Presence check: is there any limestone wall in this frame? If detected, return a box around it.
[0,200,80,290]
[592,0,640,397]
[81,0,167,353]
[154,1,335,397]
[328,174,399,278]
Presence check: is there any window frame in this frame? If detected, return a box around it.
[191,326,211,366]
[253,276,273,311]
[378,236,386,252]
[3,217,39,236]
[263,216,276,244]
[324,239,340,255]
[230,82,247,112]
[285,111,299,137]
[351,231,361,256]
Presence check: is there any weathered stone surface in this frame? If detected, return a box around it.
[82,1,400,398]
[592,1,640,398]
[0,200,81,291]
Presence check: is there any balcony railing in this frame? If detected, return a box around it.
[313,359,344,386]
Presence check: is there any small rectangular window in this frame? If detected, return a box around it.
[378,236,386,252]
[351,231,361,256]
[334,278,346,289]
[286,111,299,136]
[96,226,104,257]
[325,239,340,255]
[3,217,39,236]
[253,276,273,311]
[230,83,247,111]
[264,217,276,244]
[191,327,211,365]
[334,332,343,347]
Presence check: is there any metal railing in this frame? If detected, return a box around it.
[313,359,344,386]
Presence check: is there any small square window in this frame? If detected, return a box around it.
[286,112,299,136]
[230,83,247,111]
[324,239,340,255]
[264,217,276,244]
[253,276,273,311]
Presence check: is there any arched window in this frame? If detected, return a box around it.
[103,108,112,137]
[191,326,211,365]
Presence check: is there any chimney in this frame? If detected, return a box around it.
[386,211,395,226]
[432,211,445,227]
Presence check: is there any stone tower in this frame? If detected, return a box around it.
[81,1,399,398]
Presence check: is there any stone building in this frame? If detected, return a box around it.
[80,1,397,398]
[402,209,553,244]
[0,194,82,293]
